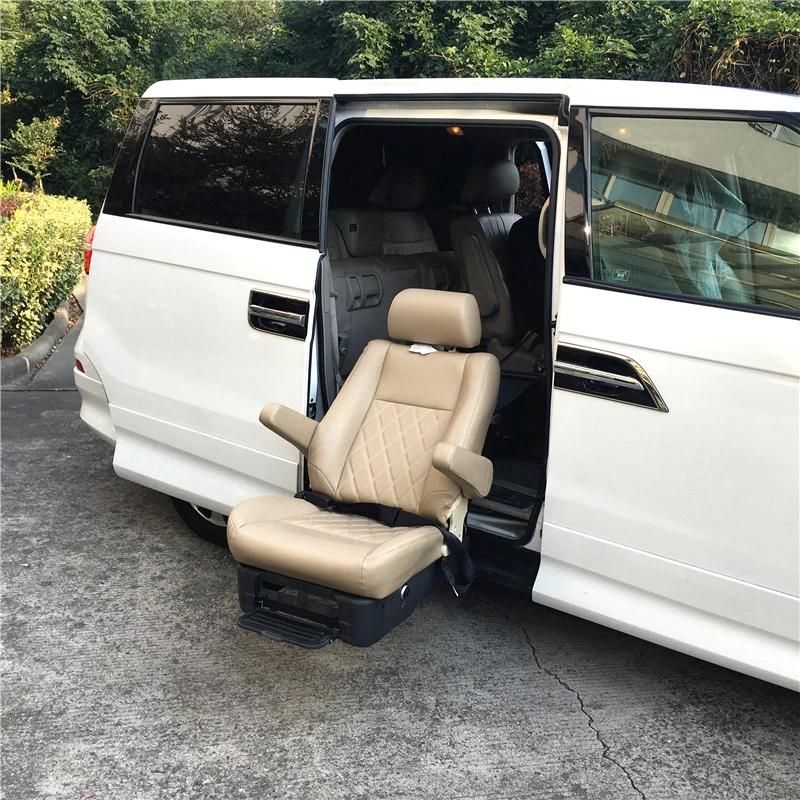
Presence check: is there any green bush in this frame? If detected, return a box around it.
[0,179,24,219]
[0,192,91,351]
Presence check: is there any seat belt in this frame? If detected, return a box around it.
[321,259,344,391]
[498,329,538,366]
[296,490,476,596]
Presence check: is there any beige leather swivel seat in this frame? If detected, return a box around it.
[228,288,500,647]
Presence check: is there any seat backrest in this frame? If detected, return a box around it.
[307,289,500,524]
[507,207,547,336]
[328,168,439,258]
[326,168,460,375]
[450,159,521,344]
[327,209,425,375]
[368,166,439,255]
[327,208,384,259]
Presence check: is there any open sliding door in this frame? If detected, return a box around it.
[537,107,800,689]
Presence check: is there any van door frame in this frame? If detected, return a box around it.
[310,98,339,419]
[315,98,567,549]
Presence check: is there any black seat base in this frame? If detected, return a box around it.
[237,562,439,648]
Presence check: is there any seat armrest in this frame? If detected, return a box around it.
[259,403,318,456]
[432,442,493,499]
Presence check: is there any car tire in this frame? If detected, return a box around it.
[171,498,229,547]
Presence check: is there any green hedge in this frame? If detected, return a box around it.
[1,191,91,351]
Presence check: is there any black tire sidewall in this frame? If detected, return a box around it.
[171,497,229,548]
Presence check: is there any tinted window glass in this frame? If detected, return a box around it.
[135,102,322,241]
[590,116,800,314]
[564,108,591,279]
[103,99,154,215]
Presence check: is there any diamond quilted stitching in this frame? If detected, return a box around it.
[286,512,401,542]
[337,399,450,511]
[284,512,432,545]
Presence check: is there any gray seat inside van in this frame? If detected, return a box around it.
[328,167,460,374]
[450,158,520,345]
[451,159,542,373]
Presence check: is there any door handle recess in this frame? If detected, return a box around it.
[248,291,309,340]
[555,345,668,412]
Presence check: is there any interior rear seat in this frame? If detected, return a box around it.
[227,289,500,648]
[369,166,438,255]
[450,159,543,373]
[328,167,460,374]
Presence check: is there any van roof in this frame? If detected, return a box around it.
[143,77,800,114]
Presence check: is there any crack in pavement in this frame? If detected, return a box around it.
[479,594,646,800]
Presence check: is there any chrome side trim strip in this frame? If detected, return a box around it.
[554,344,669,413]
[626,355,669,413]
[249,304,307,327]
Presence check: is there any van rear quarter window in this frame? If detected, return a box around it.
[588,115,800,315]
[115,101,325,242]
[103,99,155,216]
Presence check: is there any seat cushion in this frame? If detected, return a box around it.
[227,496,443,600]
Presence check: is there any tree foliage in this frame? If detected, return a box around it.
[1,0,797,210]
[532,0,681,79]
[673,0,800,92]
[3,116,61,191]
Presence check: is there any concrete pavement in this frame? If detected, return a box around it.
[2,317,83,391]
[29,318,83,390]
[2,343,799,799]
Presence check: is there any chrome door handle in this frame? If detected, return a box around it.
[554,344,668,412]
[554,361,644,392]
[248,291,310,340]
[248,304,307,328]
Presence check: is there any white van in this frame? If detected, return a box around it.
[74,78,800,689]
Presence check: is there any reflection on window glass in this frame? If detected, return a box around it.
[717,211,766,244]
[749,121,800,147]
[772,227,800,257]
[606,177,661,211]
[135,103,321,240]
[592,172,609,199]
[590,116,800,314]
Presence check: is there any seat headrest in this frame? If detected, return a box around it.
[461,159,520,205]
[388,289,481,350]
[369,167,427,210]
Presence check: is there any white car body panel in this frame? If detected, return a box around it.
[547,285,799,593]
[144,76,800,114]
[533,535,799,689]
[537,285,800,690]
[75,215,320,512]
[73,359,116,446]
[75,76,800,688]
